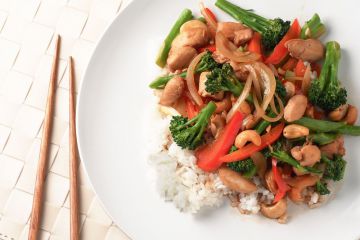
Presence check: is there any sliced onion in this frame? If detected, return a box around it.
[268,64,279,78]
[261,93,284,122]
[186,52,206,106]
[226,73,253,122]
[200,2,217,35]
[253,90,265,119]
[302,64,312,94]
[285,76,304,81]
[248,66,262,102]
[216,32,260,63]
[256,63,276,112]
[270,98,279,115]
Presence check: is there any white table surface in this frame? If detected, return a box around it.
[0,0,131,239]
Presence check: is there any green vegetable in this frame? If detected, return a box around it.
[271,151,322,174]
[262,140,283,159]
[275,78,287,103]
[308,41,347,111]
[205,63,244,96]
[301,13,326,39]
[150,51,219,89]
[227,146,257,178]
[215,0,290,51]
[321,154,347,181]
[315,181,330,195]
[309,133,338,145]
[294,117,360,136]
[255,111,277,134]
[169,102,216,150]
[198,17,206,23]
[155,9,193,68]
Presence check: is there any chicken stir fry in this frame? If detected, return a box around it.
[150,0,360,222]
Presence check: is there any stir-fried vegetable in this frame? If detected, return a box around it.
[215,0,290,51]
[272,159,290,202]
[271,151,322,174]
[221,122,285,163]
[205,63,244,96]
[155,9,193,67]
[227,146,257,178]
[197,111,243,171]
[294,117,360,136]
[169,102,216,150]
[150,51,219,89]
[308,41,347,111]
[321,154,347,181]
[315,181,330,195]
[301,13,326,39]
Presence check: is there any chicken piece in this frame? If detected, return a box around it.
[167,46,197,72]
[159,76,185,106]
[198,71,224,100]
[320,136,345,158]
[217,22,246,41]
[172,28,209,48]
[233,28,253,46]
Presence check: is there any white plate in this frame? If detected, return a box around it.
[77,0,360,239]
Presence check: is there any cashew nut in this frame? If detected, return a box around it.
[300,145,321,167]
[159,76,185,106]
[305,104,315,118]
[242,114,260,130]
[198,72,224,100]
[238,101,252,115]
[235,130,261,149]
[290,146,303,161]
[210,114,226,138]
[264,170,278,194]
[284,81,295,99]
[251,152,267,179]
[284,94,308,122]
[288,175,319,203]
[328,104,349,121]
[218,167,257,193]
[260,198,287,219]
[283,124,309,139]
[285,39,324,62]
[344,105,358,125]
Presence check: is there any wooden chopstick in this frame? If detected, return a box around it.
[28,34,61,240]
[69,56,80,240]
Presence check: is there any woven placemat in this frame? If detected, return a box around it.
[0,0,131,239]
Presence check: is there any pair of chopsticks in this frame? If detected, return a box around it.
[28,35,80,240]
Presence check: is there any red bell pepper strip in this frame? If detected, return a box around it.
[282,57,298,71]
[196,111,243,172]
[265,19,301,65]
[220,122,285,163]
[272,158,291,203]
[294,60,306,77]
[247,32,263,60]
[184,95,199,119]
[199,44,216,53]
[205,8,217,22]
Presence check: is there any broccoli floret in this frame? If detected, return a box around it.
[227,146,256,178]
[262,140,283,159]
[215,0,290,50]
[205,63,244,96]
[308,41,347,111]
[315,181,330,195]
[169,101,216,150]
[301,13,326,39]
[321,154,347,181]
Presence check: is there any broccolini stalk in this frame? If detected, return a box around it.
[155,9,193,68]
[309,133,338,145]
[150,51,219,89]
[308,41,347,111]
[169,102,216,150]
[215,0,290,50]
[294,117,360,136]
[301,13,326,39]
[271,151,322,174]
